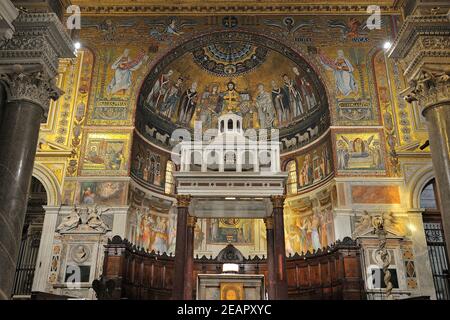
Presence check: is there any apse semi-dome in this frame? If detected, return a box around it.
[136,31,330,151]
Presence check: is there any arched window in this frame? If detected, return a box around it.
[287,160,298,195]
[220,120,224,133]
[420,179,437,209]
[165,160,175,194]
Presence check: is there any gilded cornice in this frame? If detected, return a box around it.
[71,0,400,15]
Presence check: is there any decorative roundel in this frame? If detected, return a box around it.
[71,244,90,264]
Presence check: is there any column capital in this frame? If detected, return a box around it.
[0,70,63,117]
[271,195,286,209]
[388,4,450,112]
[264,217,274,230]
[176,194,191,207]
[401,68,450,114]
[187,215,197,228]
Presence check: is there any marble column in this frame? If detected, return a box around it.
[271,195,288,299]
[388,2,450,261]
[184,215,197,300]
[264,217,276,299]
[172,194,190,300]
[423,103,450,255]
[0,10,73,299]
[0,72,62,299]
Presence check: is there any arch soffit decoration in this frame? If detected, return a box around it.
[134,29,334,138]
[32,162,62,206]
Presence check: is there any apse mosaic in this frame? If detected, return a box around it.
[136,31,330,144]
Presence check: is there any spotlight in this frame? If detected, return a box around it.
[383,41,392,50]
[74,42,81,50]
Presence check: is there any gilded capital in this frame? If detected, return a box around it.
[271,195,286,209]
[176,194,191,207]
[0,71,63,116]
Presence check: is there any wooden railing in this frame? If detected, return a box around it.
[93,236,364,300]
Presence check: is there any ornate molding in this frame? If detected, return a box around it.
[388,12,450,77]
[0,70,63,115]
[71,0,400,15]
[176,194,191,207]
[389,13,450,55]
[0,12,74,78]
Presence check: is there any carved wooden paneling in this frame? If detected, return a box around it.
[95,236,364,300]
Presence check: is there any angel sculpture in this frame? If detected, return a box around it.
[352,210,372,237]
[263,17,313,36]
[327,18,371,40]
[87,205,110,232]
[353,210,401,238]
[148,18,197,41]
[56,206,81,232]
[374,211,401,235]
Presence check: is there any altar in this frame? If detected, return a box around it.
[197,274,265,300]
